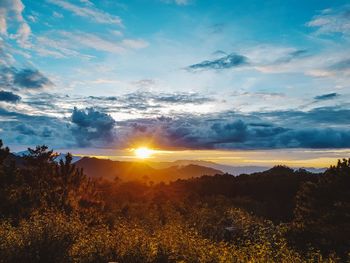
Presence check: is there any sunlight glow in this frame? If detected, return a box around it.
[134,147,155,159]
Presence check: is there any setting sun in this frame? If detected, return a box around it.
[134,147,154,159]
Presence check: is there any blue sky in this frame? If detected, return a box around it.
[1,0,350,165]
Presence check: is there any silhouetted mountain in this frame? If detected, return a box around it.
[15,150,326,176]
[146,160,326,175]
[75,157,223,183]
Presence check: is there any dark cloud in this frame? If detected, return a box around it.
[0,67,53,90]
[88,96,117,101]
[329,58,350,71]
[211,120,248,144]
[13,69,53,89]
[257,106,350,126]
[2,94,350,150]
[0,90,21,103]
[0,67,15,89]
[279,129,350,148]
[71,107,116,147]
[14,124,36,136]
[117,106,350,150]
[314,93,338,100]
[212,50,227,56]
[274,49,308,64]
[154,93,213,104]
[187,53,248,71]
[0,107,73,147]
[123,91,212,105]
[0,106,117,148]
[84,91,214,114]
[41,127,53,137]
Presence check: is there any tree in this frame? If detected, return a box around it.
[0,143,101,219]
[292,158,350,257]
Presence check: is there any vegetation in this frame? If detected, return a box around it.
[0,139,349,262]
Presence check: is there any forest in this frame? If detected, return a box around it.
[0,139,349,262]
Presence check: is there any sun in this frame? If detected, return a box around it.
[134,147,154,159]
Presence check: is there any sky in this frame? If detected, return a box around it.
[0,0,350,167]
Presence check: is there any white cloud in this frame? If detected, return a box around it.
[122,39,149,49]
[35,31,148,57]
[0,0,31,48]
[307,6,350,36]
[48,0,123,26]
[0,9,7,35]
[27,15,37,23]
[175,0,190,5]
[162,0,191,5]
[15,23,31,48]
[35,35,93,58]
[53,11,64,18]
[110,30,123,37]
[60,31,126,54]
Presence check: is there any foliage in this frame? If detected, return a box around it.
[291,158,350,257]
[0,142,101,220]
[0,140,349,262]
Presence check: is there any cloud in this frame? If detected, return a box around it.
[174,0,190,5]
[0,67,54,91]
[53,11,64,18]
[211,120,248,144]
[307,6,350,36]
[0,107,74,147]
[329,58,350,72]
[36,31,148,57]
[279,128,350,148]
[161,0,191,5]
[187,53,248,71]
[123,91,213,105]
[0,90,21,102]
[258,106,350,126]
[15,22,31,48]
[0,106,117,148]
[47,0,122,26]
[2,85,350,150]
[80,91,215,114]
[303,57,350,78]
[0,9,7,35]
[14,123,36,135]
[116,106,350,150]
[314,93,338,100]
[273,49,308,64]
[117,116,276,149]
[58,31,126,54]
[13,68,53,89]
[121,39,149,49]
[71,107,116,147]
[0,0,31,48]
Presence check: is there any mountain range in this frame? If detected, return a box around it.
[14,152,327,182]
[75,157,223,183]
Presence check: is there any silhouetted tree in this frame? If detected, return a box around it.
[292,158,350,257]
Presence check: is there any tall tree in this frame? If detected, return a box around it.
[293,158,350,256]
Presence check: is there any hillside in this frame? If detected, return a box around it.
[75,157,223,183]
[146,160,326,175]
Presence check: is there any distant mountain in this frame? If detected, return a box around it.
[147,160,326,175]
[13,151,326,176]
[147,160,270,175]
[75,157,223,183]
[54,153,82,163]
[298,167,326,173]
[15,151,82,163]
